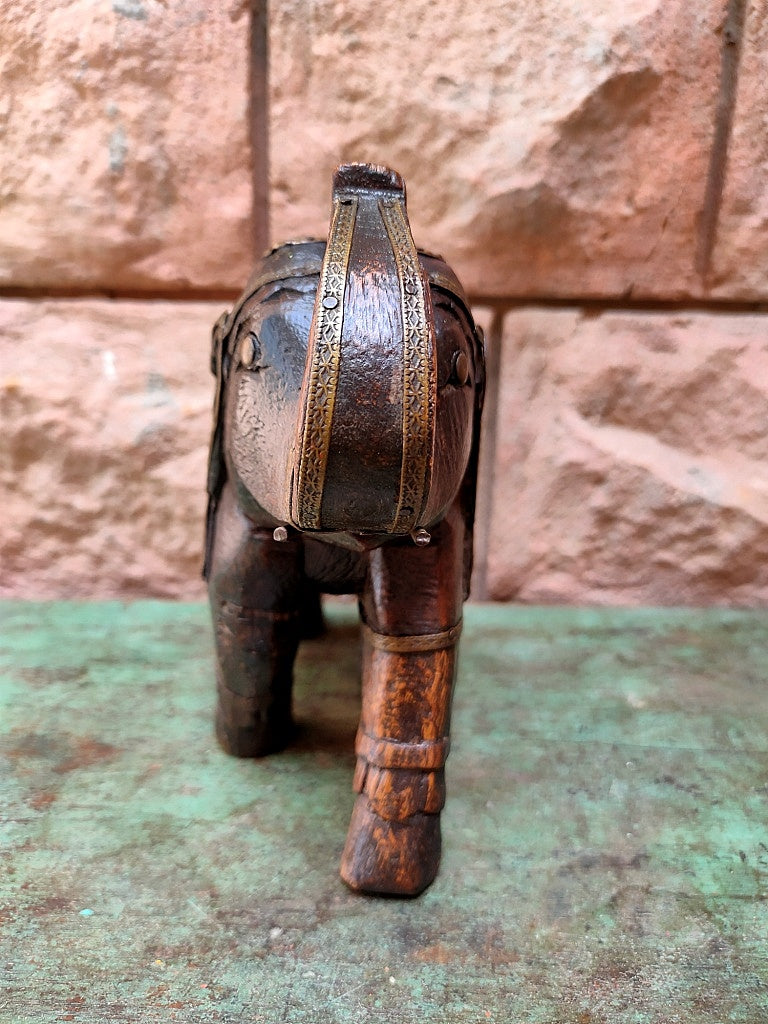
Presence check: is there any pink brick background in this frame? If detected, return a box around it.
[2,1,766,604]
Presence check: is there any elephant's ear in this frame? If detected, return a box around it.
[203,310,232,580]
[459,322,486,599]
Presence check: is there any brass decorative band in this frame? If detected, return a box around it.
[379,198,435,534]
[355,730,450,770]
[362,621,462,653]
[293,197,358,529]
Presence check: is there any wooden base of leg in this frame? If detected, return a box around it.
[339,617,459,896]
[340,795,441,897]
[215,678,294,758]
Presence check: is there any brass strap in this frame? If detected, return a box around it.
[355,729,450,770]
[293,197,358,529]
[362,621,462,653]
[379,198,436,534]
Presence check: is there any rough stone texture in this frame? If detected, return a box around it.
[0,1,255,293]
[3,2,767,604]
[0,299,223,598]
[708,3,768,299]
[482,308,768,605]
[270,0,728,301]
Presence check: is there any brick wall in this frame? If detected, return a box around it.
[2,0,766,603]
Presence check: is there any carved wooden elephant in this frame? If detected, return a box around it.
[204,164,484,896]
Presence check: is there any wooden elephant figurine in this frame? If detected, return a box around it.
[204,164,484,896]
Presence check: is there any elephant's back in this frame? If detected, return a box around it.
[241,241,474,325]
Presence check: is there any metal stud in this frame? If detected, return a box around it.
[451,351,469,387]
[411,528,431,547]
[240,333,259,368]
[273,526,289,542]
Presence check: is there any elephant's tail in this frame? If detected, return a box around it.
[291,164,437,536]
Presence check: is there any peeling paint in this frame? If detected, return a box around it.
[1,601,768,1020]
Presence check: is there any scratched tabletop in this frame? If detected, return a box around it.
[1,601,767,1023]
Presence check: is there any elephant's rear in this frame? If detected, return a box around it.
[206,164,484,557]
[204,163,484,897]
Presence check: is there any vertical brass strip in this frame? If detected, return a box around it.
[380,198,435,533]
[294,197,358,529]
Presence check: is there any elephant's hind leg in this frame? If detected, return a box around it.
[341,506,466,896]
[207,485,305,757]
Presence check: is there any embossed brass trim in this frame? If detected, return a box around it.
[293,197,358,529]
[380,198,436,534]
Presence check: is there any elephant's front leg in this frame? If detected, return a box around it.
[207,484,305,757]
[341,505,466,896]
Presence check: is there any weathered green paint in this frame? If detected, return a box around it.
[1,601,767,1022]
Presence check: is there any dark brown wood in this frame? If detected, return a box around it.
[205,163,485,896]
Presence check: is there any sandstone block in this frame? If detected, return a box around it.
[0,299,225,598]
[0,1,255,293]
[482,308,768,604]
[270,0,724,301]
[708,7,768,300]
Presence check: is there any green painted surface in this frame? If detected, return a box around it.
[1,601,767,1022]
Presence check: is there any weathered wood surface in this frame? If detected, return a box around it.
[1,601,767,1021]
